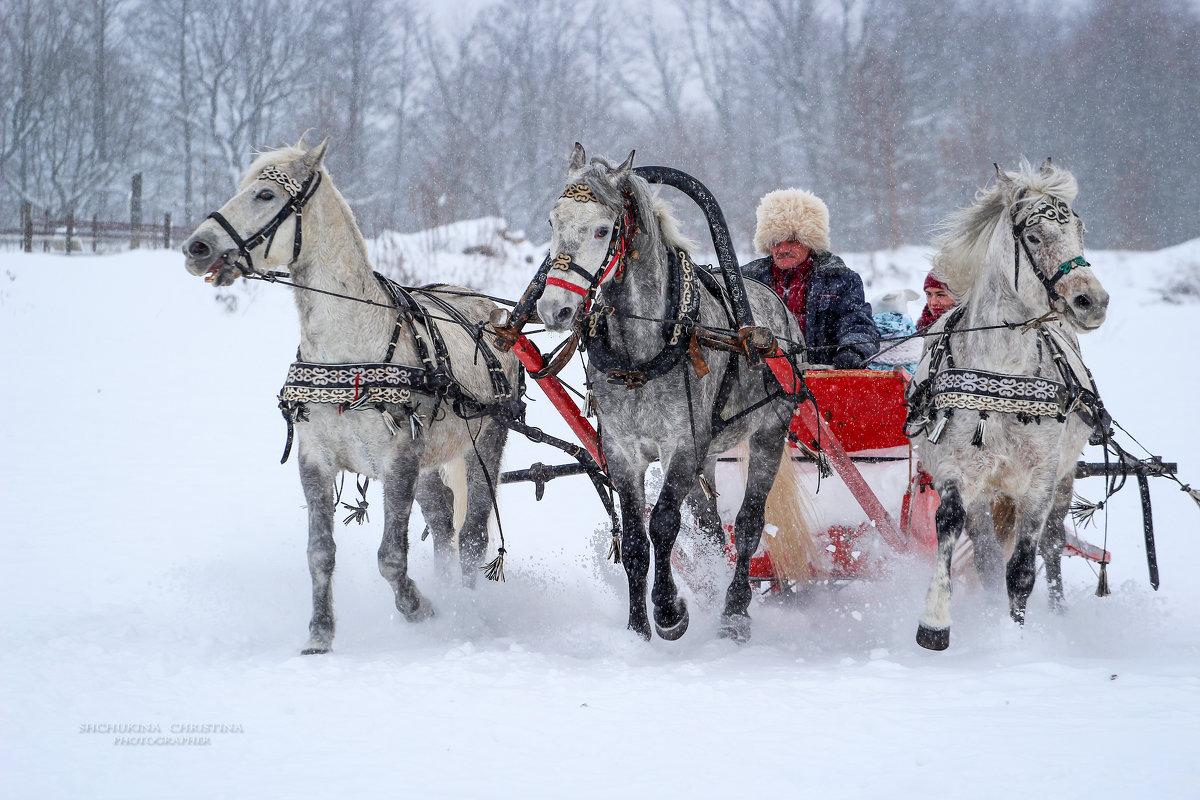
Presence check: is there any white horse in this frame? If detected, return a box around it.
[909,159,1110,650]
[182,140,520,654]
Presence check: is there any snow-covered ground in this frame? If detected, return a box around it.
[2,225,1198,799]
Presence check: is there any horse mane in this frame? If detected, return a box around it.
[575,156,697,255]
[931,159,1079,295]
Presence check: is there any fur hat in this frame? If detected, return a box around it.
[753,188,830,255]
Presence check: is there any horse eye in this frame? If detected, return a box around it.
[1026,233,1041,245]
[256,188,276,201]
[594,226,610,239]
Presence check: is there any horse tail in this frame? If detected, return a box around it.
[763,445,821,582]
[734,443,820,582]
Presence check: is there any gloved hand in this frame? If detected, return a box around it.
[832,350,861,369]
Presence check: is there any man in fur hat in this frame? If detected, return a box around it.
[741,188,878,368]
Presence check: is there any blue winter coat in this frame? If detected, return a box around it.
[742,252,879,368]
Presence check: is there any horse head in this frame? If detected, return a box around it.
[536,143,638,332]
[183,138,329,287]
[996,159,1109,332]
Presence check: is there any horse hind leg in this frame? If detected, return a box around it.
[720,425,786,644]
[1039,479,1072,614]
[415,467,459,581]
[299,462,338,654]
[685,457,725,552]
[967,495,1008,592]
[917,482,967,651]
[379,452,433,623]
[457,421,508,589]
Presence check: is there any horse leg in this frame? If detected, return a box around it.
[647,451,699,641]
[1039,478,1072,614]
[685,456,725,551]
[379,450,434,623]
[610,459,652,640]
[967,495,1006,591]
[1007,484,1056,625]
[719,426,786,643]
[415,469,457,581]
[917,481,967,650]
[459,421,508,589]
[299,462,338,654]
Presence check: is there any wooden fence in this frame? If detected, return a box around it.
[3,201,185,254]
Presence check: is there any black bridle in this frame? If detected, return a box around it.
[206,165,323,277]
[1011,195,1090,303]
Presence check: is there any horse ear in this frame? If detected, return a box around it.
[301,137,330,173]
[617,150,636,174]
[569,142,587,172]
[994,162,1017,199]
[1040,157,1054,175]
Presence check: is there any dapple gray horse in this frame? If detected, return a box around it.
[183,140,519,654]
[536,145,803,642]
[909,159,1109,650]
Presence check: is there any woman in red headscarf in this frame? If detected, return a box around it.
[917,270,956,330]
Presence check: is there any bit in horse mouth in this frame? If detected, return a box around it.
[203,254,238,285]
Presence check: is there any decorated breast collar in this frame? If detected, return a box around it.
[583,246,702,389]
[906,305,1104,444]
[275,274,517,461]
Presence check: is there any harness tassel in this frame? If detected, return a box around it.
[971,411,989,448]
[481,547,506,582]
[379,407,400,437]
[1183,484,1200,512]
[608,530,622,564]
[341,475,370,525]
[927,411,949,444]
[1070,495,1104,528]
[1095,560,1111,597]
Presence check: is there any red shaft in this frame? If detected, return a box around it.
[510,335,602,464]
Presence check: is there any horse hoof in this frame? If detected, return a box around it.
[1010,607,1026,626]
[916,624,950,651]
[301,641,331,655]
[398,591,435,623]
[628,620,652,641]
[654,599,689,641]
[718,612,751,644]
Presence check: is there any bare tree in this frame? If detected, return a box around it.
[1,0,145,218]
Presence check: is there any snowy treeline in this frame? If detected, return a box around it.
[2,0,1198,251]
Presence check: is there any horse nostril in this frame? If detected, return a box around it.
[188,240,210,258]
[554,306,574,327]
[1074,294,1092,310]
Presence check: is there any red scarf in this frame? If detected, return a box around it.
[771,256,814,336]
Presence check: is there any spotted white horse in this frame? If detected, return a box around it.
[908,159,1109,650]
